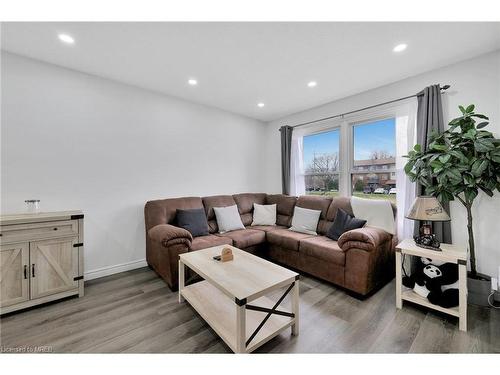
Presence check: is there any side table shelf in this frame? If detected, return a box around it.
[395,238,467,331]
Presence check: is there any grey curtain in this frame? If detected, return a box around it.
[279,126,293,195]
[415,84,452,244]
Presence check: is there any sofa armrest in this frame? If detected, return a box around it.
[148,224,193,248]
[338,227,392,252]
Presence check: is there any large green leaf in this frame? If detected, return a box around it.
[471,114,489,120]
[491,154,500,163]
[447,168,462,182]
[476,122,489,129]
[459,105,466,114]
[449,150,468,163]
[485,178,497,191]
[420,178,431,188]
[465,187,478,202]
[430,160,443,169]
[434,166,445,174]
[463,173,475,186]
[426,186,437,195]
[479,185,494,197]
[464,129,477,140]
[466,104,475,113]
[430,143,448,151]
[474,138,495,152]
[477,130,493,138]
[471,159,489,176]
[442,190,455,201]
[439,154,451,164]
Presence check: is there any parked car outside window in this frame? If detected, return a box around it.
[363,186,372,194]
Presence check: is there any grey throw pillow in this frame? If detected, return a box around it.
[176,208,209,237]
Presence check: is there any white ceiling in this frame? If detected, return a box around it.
[2,22,500,122]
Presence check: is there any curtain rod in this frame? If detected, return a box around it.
[280,84,450,130]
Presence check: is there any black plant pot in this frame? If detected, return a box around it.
[467,272,491,306]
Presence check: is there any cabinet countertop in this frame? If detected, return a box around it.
[0,210,83,225]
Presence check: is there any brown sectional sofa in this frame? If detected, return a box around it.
[144,193,397,296]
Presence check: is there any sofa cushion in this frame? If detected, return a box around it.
[267,228,314,251]
[213,205,245,233]
[299,236,345,266]
[266,194,297,227]
[218,229,266,249]
[248,225,287,232]
[337,226,392,252]
[176,208,209,237]
[326,196,354,221]
[296,195,333,235]
[233,193,267,226]
[251,203,277,226]
[202,195,237,233]
[190,234,232,251]
[326,208,366,241]
[289,206,321,235]
[145,197,204,230]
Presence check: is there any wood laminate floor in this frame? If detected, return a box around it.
[1,267,499,353]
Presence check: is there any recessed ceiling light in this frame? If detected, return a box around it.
[188,79,198,86]
[307,81,317,88]
[58,34,75,44]
[257,102,265,108]
[393,43,407,52]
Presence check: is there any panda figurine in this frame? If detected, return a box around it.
[402,257,459,308]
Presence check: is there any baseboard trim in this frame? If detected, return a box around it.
[85,259,147,281]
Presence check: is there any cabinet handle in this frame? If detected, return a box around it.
[32,264,35,278]
[24,265,28,279]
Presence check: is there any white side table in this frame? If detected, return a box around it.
[395,238,467,331]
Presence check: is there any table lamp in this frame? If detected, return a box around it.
[406,196,451,251]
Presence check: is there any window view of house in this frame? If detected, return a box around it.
[303,129,340,197]
[352,118,396,203]
[302,118,396,204]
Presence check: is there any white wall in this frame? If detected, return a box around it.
[1,52,267,279]
[265,50,500,277]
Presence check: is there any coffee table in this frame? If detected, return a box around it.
[178,245,299,353]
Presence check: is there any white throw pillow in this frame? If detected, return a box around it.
[251,203,277,226]
[289,206,321,235]
[213,205,245,234]
[350,196,395,235]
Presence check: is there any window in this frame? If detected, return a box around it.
[351,118,396,203]
[302,129,340,197]
[298,116,397,205]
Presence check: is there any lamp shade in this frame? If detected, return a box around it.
[406,196,451,221]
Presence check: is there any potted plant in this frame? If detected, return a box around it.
[404,104,500,306]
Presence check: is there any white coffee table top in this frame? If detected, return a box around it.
[179,245,298,302]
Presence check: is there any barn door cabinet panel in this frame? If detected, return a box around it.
[0,211,84,315]
[0,242,29,308]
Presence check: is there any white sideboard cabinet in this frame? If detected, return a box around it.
[0,211,84,314]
